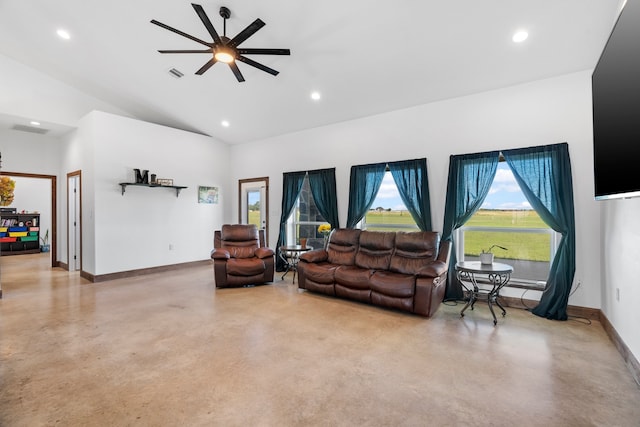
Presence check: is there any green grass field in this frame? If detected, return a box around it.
[248,210,260,227]
[365,209,551,262]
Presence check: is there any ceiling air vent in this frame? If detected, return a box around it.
[168,68,184,78]
[11,124,50,134]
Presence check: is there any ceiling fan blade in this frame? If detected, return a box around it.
[228,62,246,82]
[151,19,211,48]
[236,55,279,76]
[158,49,213,54]
[228,19,265,48]
[191,4,222,45]
[195,58,217,75]
[237,48,290,56]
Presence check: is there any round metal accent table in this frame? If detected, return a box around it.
[455,261,514,325]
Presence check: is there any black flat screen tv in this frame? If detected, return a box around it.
[592,0,640,200]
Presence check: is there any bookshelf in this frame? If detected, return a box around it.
[0,213,41,255]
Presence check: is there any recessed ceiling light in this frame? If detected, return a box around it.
[221,120,230,128]
[310,91,321,101]
[56,29,71,40]
[30,121,41,126]
[512,30,528,43]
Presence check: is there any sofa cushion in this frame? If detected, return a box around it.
[355,231,396,270]
[223,246,257,259]
[300,262,338,284]
[389,231,440,275]
[335,265,373,290]
[227,258,266,276]
[221,224,259,241]
[369,271,415,298]
[220,224,260,259]
[326,229,361,266]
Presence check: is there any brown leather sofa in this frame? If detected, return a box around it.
[297,229,450,317]
[211,224,275,288]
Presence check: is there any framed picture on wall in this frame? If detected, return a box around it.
[198,186,219,204]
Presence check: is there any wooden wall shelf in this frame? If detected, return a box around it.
[119,183,187,197]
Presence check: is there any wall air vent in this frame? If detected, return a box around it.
[168,68,184,78]
[11,124,50,134]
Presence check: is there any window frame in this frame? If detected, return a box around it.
[359,170,419,231]
[454,158,561,289]
[285,175,327,248]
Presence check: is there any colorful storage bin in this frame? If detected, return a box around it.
[0,227,7,232]
[28,231,38,236]
[9,232,28,237]
[8,227,27,232]
[20,236,38,242]
[0,237,17,242]
[29,227,39,232]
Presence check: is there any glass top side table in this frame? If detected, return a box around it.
[455,261,514,325]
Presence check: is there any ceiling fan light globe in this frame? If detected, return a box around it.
[214,50,235,63]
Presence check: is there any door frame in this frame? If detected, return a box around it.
[67,170,82,272]
[238,177,269,244]
[0,171,57,268]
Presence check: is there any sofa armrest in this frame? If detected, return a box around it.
[299,249,328,263]
[211,248,230,260]
[416,260,448,278]
[255,247,274,259]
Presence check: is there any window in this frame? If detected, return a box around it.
[456,162,560,287]
[286,176,327,249]
[362,171,418,231]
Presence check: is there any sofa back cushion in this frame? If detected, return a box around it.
[220,224,260,259]
[327,228,361,266]
[389,231,440,275]
[355,231,396,270]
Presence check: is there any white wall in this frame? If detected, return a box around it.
[77,111,231,275]
[230,70,601,310]
[601,199,640,364]
[0,53,131,128]
[60,113,97,271]
[0,128,62,175]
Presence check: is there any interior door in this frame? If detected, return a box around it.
[67,172,81,271]
[239,177,269,244]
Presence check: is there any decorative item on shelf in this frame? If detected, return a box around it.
[156,178,174,186]
[480,244,508,265]
[318,223,332,249]
[40,229,50,253]
[299,238,307,248]
[150,174,157,184]
[134,168,150,184]
[0,176,16,206]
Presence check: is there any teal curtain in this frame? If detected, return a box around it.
[388,158,432,231]
[442,152,500,300]
[346,162,386,228]
[503,143,575,320]
[308,168,340,230]
[276,171,306,271]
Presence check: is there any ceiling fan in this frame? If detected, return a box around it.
[151,3,290,82]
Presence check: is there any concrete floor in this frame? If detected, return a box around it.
[1,253,639,426]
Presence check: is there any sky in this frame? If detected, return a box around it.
[372,163,532,211]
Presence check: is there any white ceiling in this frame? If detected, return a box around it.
[0,0,625,144]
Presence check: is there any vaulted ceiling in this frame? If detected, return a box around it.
[0,1,625,144]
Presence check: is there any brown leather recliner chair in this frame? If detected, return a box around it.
[211,224,275,288]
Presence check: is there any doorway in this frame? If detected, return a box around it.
[67,171,81,271]
[239,177,269,244]
[0,171,56,268]
[0,172,57,298]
